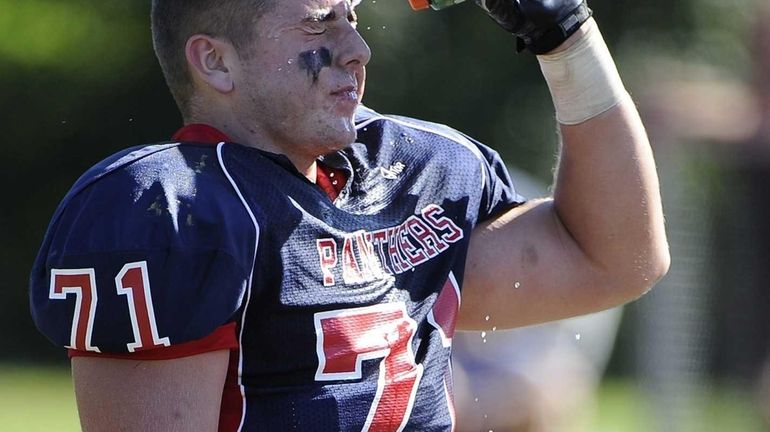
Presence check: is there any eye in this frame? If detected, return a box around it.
[301,10,334,35]
[303,22,327,35]
[307,27,327,35]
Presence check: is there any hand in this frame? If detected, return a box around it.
[473,0,592,54]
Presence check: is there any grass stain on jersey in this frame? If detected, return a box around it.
[193,154,208,173]
[299,47,332,83]
[127,146,197,232]
[147,197,164,216]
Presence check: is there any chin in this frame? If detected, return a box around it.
[322,119,358,150]
[322,134,355,154]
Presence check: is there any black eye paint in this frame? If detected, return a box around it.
[299,47,333,83]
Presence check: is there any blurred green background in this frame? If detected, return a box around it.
[2,0,769,430]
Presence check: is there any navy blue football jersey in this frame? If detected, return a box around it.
[30,106,524,431]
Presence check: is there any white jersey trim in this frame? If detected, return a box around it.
[427,271,461,348]
[444,359,456,432]
[217,142,260,432]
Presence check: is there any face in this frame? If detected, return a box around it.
[231,0,370,161]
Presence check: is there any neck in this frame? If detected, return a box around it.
[186,112,319,182]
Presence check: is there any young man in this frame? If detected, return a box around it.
[30,0,669,430]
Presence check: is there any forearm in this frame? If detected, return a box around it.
[547,23,669,291]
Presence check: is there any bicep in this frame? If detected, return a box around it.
[459,199,623,330]
[72,350,230,432]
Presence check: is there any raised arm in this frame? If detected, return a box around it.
[72,351,229,432]
[459,3,670,329]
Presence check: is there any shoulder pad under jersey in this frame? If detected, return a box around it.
[30,143,256,354]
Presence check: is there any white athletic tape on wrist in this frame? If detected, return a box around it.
[537,20,629,125]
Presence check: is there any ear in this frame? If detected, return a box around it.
[185,34,236,94]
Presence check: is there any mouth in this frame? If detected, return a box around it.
[331,85,359,99]
[330,85,360,109]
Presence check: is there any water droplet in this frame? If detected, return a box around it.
[484,315,490,321]
[287,58,294,65]
[474,398,479,402]
[483,339,487,343]
[484,414,488,419]
[366,26,371,30]
[480,331,487,338]
[514,282,521,289]
[491,326,497,331]
[382,26,387,30]
[575,333,582,340]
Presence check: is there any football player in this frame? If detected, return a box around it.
[30,0,669,430]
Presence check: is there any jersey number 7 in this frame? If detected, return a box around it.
[49,261,171,353]
[314,303,424,432]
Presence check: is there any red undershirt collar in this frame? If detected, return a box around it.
[171,123,348,201]
[172,123,231,144]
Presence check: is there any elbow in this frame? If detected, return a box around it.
[626,238,671,299]
[652,240,671,283]
[649,225,672,281]
[645,241,671,289]
[642,206,672,292]
[604,237,671,303]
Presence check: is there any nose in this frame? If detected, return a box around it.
[337,24,372,71]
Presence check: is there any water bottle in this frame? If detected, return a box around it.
[407,0,466,11]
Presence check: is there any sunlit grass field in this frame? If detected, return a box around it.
[0,364,79,431]
[0,364,763,431]
[590,381,764,432]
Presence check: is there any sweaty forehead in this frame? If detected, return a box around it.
[258,0,356,37]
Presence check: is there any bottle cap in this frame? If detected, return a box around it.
[408,0,430,10]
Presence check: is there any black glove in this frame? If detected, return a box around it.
[473,0,592,54]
